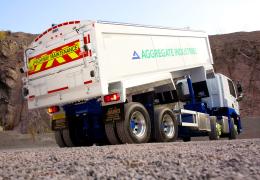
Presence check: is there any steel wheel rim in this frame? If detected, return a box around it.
[129,111,146,138]
[161,114,175,138]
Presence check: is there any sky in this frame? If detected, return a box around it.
[0,0,259,35]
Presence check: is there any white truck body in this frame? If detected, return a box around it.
[22,20,242,147]
[24,20,214,109]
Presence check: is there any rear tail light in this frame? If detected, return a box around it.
[104,93,120,103]
[48,106,60,114]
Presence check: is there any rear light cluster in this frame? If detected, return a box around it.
[48,106,60,114]
[104,93,120,103]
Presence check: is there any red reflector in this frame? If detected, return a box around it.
[48,106,60,114]
[29,95,35,99]
[84,80,93,84]
[87,34,90,43]
[48,86,68,94]
[104,93,120,103]
[83,36,88,44]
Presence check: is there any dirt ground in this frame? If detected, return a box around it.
[0,117,259,179]
[0,139,259,179]
[0,131,57,149]
[0,117,259,149]
[237,117,260,139]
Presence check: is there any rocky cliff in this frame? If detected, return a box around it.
[0,31,259,132]
[209,32,260,116]
[0,31,49,133]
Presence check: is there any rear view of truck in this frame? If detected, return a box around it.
[23,20,102,109]
[22,20,242,147]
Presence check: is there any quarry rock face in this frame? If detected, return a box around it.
[0,31,259,132]
[209,32,260,116]
[0,32,49,132]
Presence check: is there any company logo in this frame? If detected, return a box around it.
[132,51,141,60]
[132,48,197,60]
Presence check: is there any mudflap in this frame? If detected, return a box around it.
[103,103,125,123]
[51,117,68,130]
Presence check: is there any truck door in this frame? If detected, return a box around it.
[227,79,239,113]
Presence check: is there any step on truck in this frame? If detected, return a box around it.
[21,20,243,147]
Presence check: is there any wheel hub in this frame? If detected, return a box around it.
[129,111,146,138]
[161,114,175,138]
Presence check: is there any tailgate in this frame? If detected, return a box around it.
[28,39,83,76]
[27,63,102,109]
[24,21,103,109]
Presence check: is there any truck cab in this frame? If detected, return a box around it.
[204,73,239,115]
[175,71,242,140]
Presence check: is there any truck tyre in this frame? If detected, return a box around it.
[229,118,237,140]
[54,130,66,147]
[105,122,121,145]
[62,128,75,147]
[183,136,191,142]
[154,108,178,142]
[66,117,94,147]
[116,102,151,144]
[209,117,220,140]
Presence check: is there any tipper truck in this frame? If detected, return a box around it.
[21,20,243,147]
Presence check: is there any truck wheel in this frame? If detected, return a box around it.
[209,117,220,140]
[116,102,151,144]
[229,118,237,140]
[61,117,94,147]
[183,136,191,142]
[62,128,75,147]
[154,108,178,142]
[54,130,66,147]
[105,122,121,145]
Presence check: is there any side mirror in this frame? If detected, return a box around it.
[236,81,243,94]
[237,95,243,102]
[236,81,243,101]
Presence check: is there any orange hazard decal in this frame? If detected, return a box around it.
[28,40,85,75]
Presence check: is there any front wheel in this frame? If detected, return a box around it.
[229,118,237,140]
[116,102,151,144]
[209,117,221,140]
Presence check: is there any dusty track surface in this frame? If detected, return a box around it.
[0,131,56,150]
[0,139,259,179]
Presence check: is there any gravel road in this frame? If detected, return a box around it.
[0,139,259,179]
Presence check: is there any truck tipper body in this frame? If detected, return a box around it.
[22,20,243,146]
